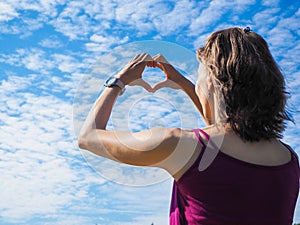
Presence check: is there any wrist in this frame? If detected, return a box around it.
[174,74,189,86]
[114,74,130,85]
[104,77,126,95]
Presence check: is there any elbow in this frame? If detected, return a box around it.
[169,127,182,139]
[78,135,87,150]
[77,126,92,150]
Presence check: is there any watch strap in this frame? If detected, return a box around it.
[115,78,125,90]
[104,77,126,95]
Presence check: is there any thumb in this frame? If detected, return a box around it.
[152,79,181,92]
[128,78,154,93]
[152,80,168,92]
[153,62,171,79]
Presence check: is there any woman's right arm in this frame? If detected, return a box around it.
[150,54,210,125]
[174,75,205,119]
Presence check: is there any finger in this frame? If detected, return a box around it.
[152,80,168,92]
[130,54,140,62]
[153,54,169,64]
[143,53,153,61]
[147,61,161,68]
[146,60,156,68]
[135,53,151,62]
[152,54,172,77]
[155,63,164,71]
[165,79,181,89]
[146,61,153,67]
[155,62,170,78]
[130,53,152,65]
[152,79,181,92]
[140,53,153,64]
[134,53,153,68]
[152,54,162,63]
[128,78,154,93]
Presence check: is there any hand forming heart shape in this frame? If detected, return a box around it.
[122,53,182,93]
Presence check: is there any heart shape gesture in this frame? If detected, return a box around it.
[147,54,182,92]
[115,53,182,93]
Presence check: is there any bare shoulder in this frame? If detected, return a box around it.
[193,125,292,166]
[169,127,217,180]
[153,128,202,180]
[215,129,292,166]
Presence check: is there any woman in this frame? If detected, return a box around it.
[78,27,299,225]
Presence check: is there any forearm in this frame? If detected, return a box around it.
[80,86,121,136]
[177,76,212,125]
[177,76,204,117]
[78,53,154,160]
[78,86,122,158]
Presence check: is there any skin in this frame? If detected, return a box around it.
[78,53,292,181]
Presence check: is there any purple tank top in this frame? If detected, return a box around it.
[170,129,299,225]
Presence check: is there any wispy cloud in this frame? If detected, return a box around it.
[85,34,129,52]
[0,48,54,74]
[1,0,300,224]
[39,36,64,49]
[0,73,109,223]
[189,0,256,36]
[0,2,19,22]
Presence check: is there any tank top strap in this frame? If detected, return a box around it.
[280,141,299,162]
[193,128,220,172]
[193,128,210,150]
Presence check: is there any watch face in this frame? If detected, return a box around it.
[105,77,118,86]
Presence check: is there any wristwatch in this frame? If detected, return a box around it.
[104,77,126,95]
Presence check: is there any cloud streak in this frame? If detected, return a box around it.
[1,0,300,224]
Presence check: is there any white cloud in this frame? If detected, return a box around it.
[112,0,206,38]
[0,2,19,21]
[152,0,199,36]
[53,53,85,73]
[0,0,67,36]
[49,0,113,40]
[253,8,281,34]
[39,36,64,49]
[189,0,256,36]
[189,1,223,34]
[0,0,207,42]
[262,0,280,6]
[10,0,65,17]
[0,48,88,80]
[81,0,116,21]
[115,0,167,35]
[0,74,109,223]
[0,48,54,74]
[267,27,295,51]
[262,8,300,70]
[51,2,92,40]
[23,49,54,72]
[85,34,129,52]
[0,74,35,92]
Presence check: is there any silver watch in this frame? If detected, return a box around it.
[104,77,125,95]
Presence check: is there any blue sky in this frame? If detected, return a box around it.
[1,0,300,224]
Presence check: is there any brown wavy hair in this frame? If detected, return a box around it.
[198,27,292,142]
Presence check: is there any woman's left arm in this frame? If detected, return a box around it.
[78,53,151,160]
[78,84,123,160]
[78,81,178,165]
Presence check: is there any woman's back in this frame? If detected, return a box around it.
[170,128,299,225]
[217,128,292,167]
